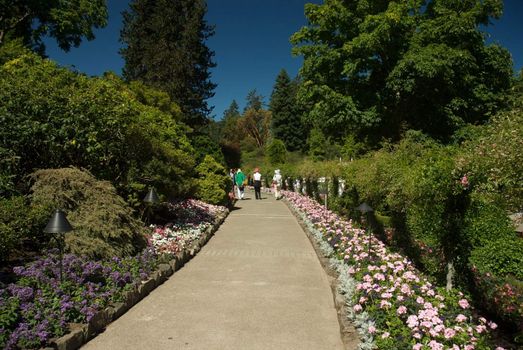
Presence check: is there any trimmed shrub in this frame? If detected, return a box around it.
[195,156,231,205]
[29,168,147,259]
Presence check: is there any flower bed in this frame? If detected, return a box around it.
[0,249,157,349]
[283,190,504,350]
[147,199,228,255]
[0,199,227,350]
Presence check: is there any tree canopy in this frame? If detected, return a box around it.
[120,0,216,129]
[269,69,305,151]
[291,0,513,143]
[0,0,108,53]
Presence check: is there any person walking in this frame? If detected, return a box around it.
[235,168,246,199]
[272,169,282,200]
[229,168,236,200]
[253,168,262,200]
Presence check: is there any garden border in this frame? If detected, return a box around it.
[42,210,229,350]
[283,199,360,350]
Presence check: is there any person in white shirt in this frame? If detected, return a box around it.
[253,168,262,199]
[272,169,282,199]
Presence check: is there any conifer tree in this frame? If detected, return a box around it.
[120,0,216,129]
[269,69,304,151]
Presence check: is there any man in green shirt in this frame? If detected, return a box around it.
[235,169,246,199]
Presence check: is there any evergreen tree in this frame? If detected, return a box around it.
[269,69,305,151]
[221,100,242,144]
[244,89,264,112]
[120,0,216,129]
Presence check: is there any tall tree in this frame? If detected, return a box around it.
[120,0,216,129]
[269,69,305,151]
[244,89,264,112]
[0,0,108,53]
[221,100,243,144]
[239,90,271,148]
[291,0,512,142]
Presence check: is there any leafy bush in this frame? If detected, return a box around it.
[266,139,287,165]
[195,156,231,205]
[29,168,147,259]
[459,96,523,212]
[0,196,50,262]
[462,195,515,248]
[0,52,195,200]
[470,239,523,280]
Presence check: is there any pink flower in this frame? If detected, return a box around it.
[489,321,498,330]
[407,315,419,328]
[381,332,390,339]
[444,328,456,339]
[458,299,470,309]
[380,300,391,309]
[353,304,362,312]
[428,340,443,350]
[368,325,376,334]
[413,344,423,350]
[397,306,407,315]
[475,325,487,334]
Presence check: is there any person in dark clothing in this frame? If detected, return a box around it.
[253,167,262,199]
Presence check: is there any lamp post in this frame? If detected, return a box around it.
[143,187,159,224]
[44,209,73,282]
[356,202,374,256]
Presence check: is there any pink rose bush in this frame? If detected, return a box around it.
[147,199,227,255]
[283,191,503,350]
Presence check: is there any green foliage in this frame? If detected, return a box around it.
[269,70,305,151]
[195,156,231,205]
[121,0,216,128]
[0,52,195,199]
[190,134,225,165]
[291,0,512,142]
[307,128,328,161]
[462,195,515,248]
[30,168,148,259]
[470,239,523,280]
[0,196,50,262]
[459,95,523,212]
[0,0,108,53]
[266,139,287,165]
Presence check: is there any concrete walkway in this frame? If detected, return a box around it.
[83,191,345,350]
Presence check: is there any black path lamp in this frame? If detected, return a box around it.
[143,187,159,224]
[356,202,374,256]
[44,209,73,282]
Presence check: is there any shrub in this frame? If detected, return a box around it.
[0,52,195,200]
[0,196,50,262]
[469,239,523,280]
[195,156,231,205]
[29,168,147,259]
[266,139,287,165]
[462,195,515,248]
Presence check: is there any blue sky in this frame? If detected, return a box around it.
[44,0,523,120]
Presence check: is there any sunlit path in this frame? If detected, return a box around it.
[82,190,345,350]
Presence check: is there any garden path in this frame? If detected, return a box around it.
[82,190,345,350]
